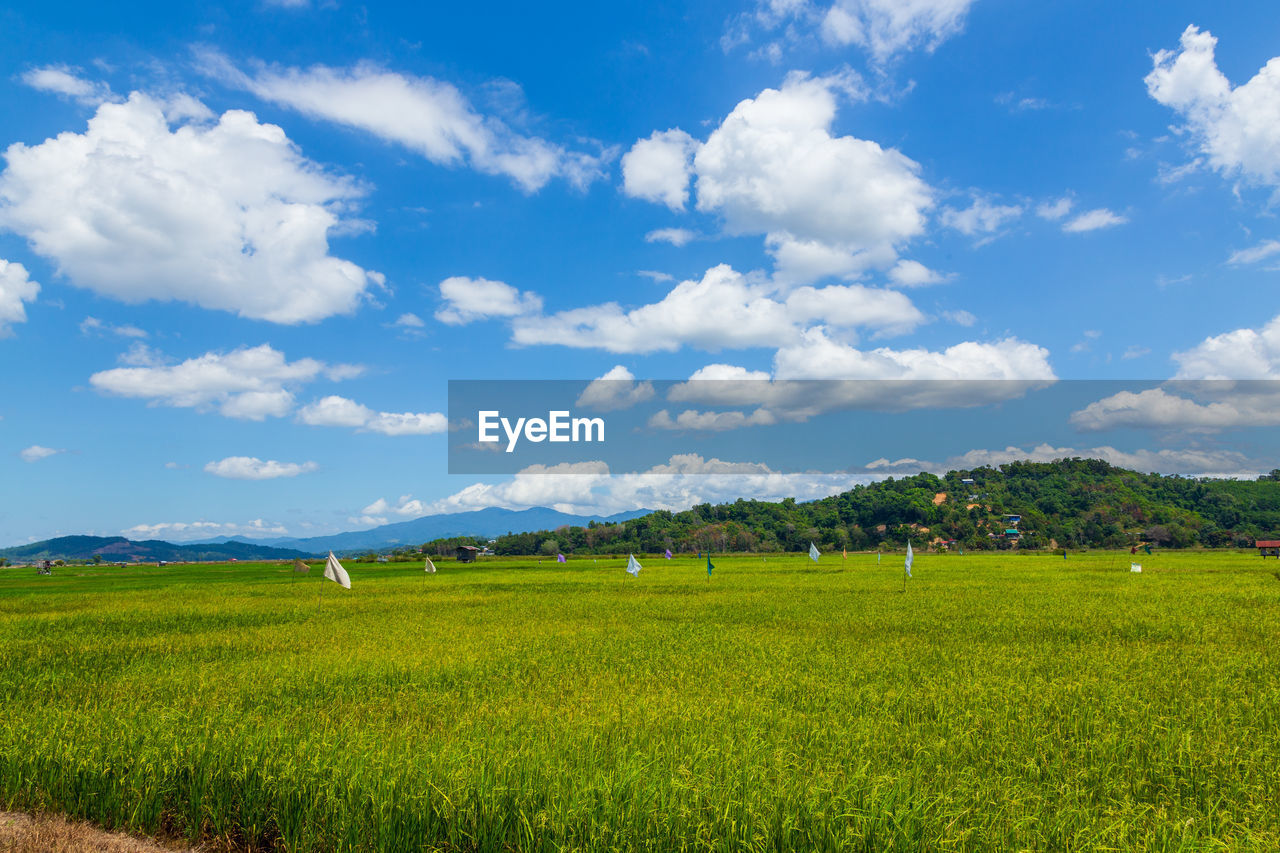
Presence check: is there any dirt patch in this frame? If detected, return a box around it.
[0,811,199,853]
[932,492,946,505]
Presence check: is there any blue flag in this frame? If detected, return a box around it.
[706,555,715,576]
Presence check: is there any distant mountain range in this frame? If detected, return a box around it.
[188,506,652,554]
[0,536,309,564]
[2,507,654,562]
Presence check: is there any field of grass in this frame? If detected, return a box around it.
[0,550,1277,851]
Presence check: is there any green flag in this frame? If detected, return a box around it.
[706,554,715,576]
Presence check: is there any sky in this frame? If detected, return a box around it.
[3,0,1280,544]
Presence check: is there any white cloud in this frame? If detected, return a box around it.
[393,312,425,328]
[89,344,358,420]
[726,0,976,65]
[622,129,698,210]
[943,309,976,326]
[692,71,930,282]
[80,316,147,338]
[510,264,922,353]
[1146,25,1280,187]
[0,259,39,337]
[887,259,947,287]
[422,454,862,517]
[871,443,1263,480]
[20,65,113,105]
[645,227,697,247]
[20,445,62,463]
[435,276,542,325]
[820,0,975,62]
[1062,208,1128,233]
[121,518,289,541]
[772,326,1054,380]
[295,395,447,435]
[354,494,428,526]
[0,93,382,324]
[576,365,656,411]
[1069,386,1280,434]
[1228,239,1280,265]
[648,407,778,431]
[1035,197,1073,220]
[940,196,1022,238]
[1173,314,1280,378]
[204,456,319,480]
[200,51,607,192]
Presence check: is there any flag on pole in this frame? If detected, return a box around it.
[706,554,715,576]
[809,542,820,562]
[904,541,913,579]
[556,553,566,563]
[324,551,351,589]
[1130,563,1142,573]
[664,548,672,559]
[293,559,310,573]
[877,551,881,564]
[626,554,642,577]
[842,548,847,560]
[424,558,436,574]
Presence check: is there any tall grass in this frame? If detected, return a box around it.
[0,551,1277,850]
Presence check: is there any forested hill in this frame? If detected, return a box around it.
[426,459,1280,556]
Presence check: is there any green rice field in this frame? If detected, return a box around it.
[1,551,1277,851]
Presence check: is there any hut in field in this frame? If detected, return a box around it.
[1256,539,1280,558]
[456,545,481,563]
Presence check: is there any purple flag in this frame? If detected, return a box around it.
[665,549,672,559]
[556,553,566,563]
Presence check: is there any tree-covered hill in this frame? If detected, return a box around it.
[419,458,1280,557]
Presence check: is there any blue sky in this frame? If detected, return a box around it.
[3,0,1280,544]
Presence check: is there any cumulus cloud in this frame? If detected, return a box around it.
[435,276,542,325]
[89,344,359,420]
[820,0,976,62]
[1036,197,1073,220]
[296,395,447,435]
[0,259,39,337]
[20,445,62,463]
[20,65,114,105]
[693,71,930,282]
[199,50,607,192]
[772,326,1053,380]
[1146,25,1280,187]
[1062,208,1128,233]
[623,72,932,284]
[887,259,947,287]
[351,494,429,526]
[622,129,698,210]
[1069,386,1280,432]
[204,456,319,479]
[122,518,289,541]
[510,264,922,353]
[576,365,656,411]
[867,442,1263,480]
[645,228,697,247]
[0,93,382,323]
[725,0,976,65]
[1173,315,1280,378]
[648,407,778,431]
[422,454,863,517]
[940,196,1023,238]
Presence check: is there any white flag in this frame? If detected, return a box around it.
[1130,563,1142,573]
[626,554,642,576]
[905,541,913,578]
[425,558,436,574]
[808,542,820,561]
[324,551,351,589]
